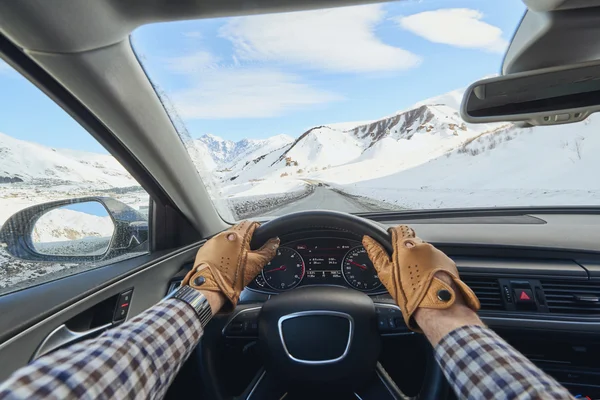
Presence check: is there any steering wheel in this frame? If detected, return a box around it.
[198,211,446,400]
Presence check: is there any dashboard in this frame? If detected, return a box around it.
[212,213,600,400]
[246,237,387,294]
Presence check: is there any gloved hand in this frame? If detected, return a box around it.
[363,225,479,332]
[181,220,279,311]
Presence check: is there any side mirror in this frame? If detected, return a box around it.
[0,197,148,262]
[461,60,600,126]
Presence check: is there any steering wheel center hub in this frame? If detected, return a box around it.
[258,286,381,389]
[279,311,353,364]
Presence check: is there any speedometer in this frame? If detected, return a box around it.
[262,247,305,291]
[342,246,382,291]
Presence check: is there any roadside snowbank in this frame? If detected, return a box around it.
[223,180,314,219]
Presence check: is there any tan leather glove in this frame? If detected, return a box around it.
[181,220,279,311]
[363,225,479,332]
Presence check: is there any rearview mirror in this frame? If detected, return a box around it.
[31,201,115,257]
[461,60,600,126]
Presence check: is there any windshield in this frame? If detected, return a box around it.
[130,0,594,221]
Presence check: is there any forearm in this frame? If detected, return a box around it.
[415,304,483,345]
[0,298,206,400]
[415,307,574,399]
[0,220,273,400]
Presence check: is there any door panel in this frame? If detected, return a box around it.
[0,243,200,382]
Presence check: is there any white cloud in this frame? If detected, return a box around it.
[219,4,421,73]
[170,67,342,119]
[397,8,508,53]
[166,51,219,73]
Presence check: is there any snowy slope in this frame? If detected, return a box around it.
[32,208,114,243]
[223,135,294,175]
[339,116,600,208]
[0,132,136,187]
[313,105,509,184]
[325,120,375,131]
[272,126,365,171]
[225,143,293,182]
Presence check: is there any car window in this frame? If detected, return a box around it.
[0,60,150,296]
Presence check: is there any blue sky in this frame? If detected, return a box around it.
[0,0,526,152]
[63,202,110,217]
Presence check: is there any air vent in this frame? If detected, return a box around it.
[541,280,600,315]
[462,276,503,311]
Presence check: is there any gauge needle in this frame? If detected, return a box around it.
[266,265,287,273]
[348,260,368,270]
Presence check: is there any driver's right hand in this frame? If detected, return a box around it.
[363,225,480,332]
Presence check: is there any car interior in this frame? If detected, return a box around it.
[1,0,600,399]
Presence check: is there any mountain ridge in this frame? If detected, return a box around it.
[197,133,294,169]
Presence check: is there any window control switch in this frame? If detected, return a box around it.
[113,290,133,322]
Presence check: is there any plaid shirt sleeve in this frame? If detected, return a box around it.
[435,325,574,399]
[0,298,203,400]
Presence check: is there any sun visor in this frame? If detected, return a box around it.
[524,0,600,11]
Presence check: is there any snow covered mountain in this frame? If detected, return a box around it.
[196,133,293,170]
[341,115,600,209]
[0,132,136,187]
[227,90,505,183]
[196,134,238,166]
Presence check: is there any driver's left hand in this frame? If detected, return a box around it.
[181,221,280,311]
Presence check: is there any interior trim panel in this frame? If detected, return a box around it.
[0,243,201,382]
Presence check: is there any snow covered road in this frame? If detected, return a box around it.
[261,186,390,216]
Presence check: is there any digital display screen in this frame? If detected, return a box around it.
[290,238,354,282]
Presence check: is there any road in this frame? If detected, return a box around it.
[262,187,387,216]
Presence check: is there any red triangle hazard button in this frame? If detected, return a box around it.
[514,289,534,303]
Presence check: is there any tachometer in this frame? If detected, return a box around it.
[262,247,305,291]
[342,246,382,291]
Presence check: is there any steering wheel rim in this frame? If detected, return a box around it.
[251,210,393,254]
[200,210,445,400]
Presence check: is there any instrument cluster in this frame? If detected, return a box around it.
[247,237,386,294]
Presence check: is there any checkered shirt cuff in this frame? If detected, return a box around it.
[434,325,574,399]
[0,298,203,400]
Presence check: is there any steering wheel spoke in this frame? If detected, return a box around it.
[222,306,261,339]
[238,370,286,400]
[355,363,412,400]
[374,303,413,336]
